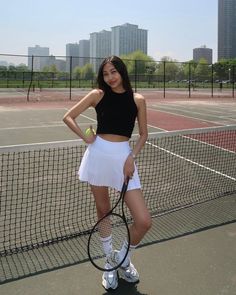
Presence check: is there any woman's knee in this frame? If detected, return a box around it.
[136,213,152,233]
[144,214,152,231]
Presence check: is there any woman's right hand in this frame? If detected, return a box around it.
[84,126,96,144]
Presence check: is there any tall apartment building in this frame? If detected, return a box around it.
[111,23,148,56]
[218,0,236,60]
[193,45,213,64]
[28,45,49,71]
[66,43,80,72]
[90,24,148,72]
[90,30,111,72]
[78,39,90,67]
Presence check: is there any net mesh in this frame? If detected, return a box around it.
[0,126,236,256]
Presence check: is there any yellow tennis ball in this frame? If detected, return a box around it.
[85,127,95,136]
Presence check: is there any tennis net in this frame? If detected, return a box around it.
[0,125,236,256]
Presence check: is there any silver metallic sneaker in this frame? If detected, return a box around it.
[108,250,139,283]
[102,262,118,290]
[118,261,139,283]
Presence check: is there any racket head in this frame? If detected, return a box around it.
[87,212,130,271]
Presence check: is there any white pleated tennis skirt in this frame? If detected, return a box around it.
[78,136,141,192]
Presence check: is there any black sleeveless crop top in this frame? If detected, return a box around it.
[95,90,138,138]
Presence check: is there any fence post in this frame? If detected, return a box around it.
[27,55,34,102]
[134,60,137,92]
[163,61,166,98]
[211,64,214,98]
[51,72,54,88]
[232,65,235,98]
[6,71,9,88]
[69,56,72,100]
[188,62,191,98]
[23,72,25,88]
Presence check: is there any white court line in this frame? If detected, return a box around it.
[184,135,236,155]
[0,113,96,131]
[147,123,166,131]
[80,114,97,122]
[146,136,236,181]
[156,105,231,117]
[147,141,236,182]
[0,122,96,131]
[0,124,65,130]
[147,107,225,126]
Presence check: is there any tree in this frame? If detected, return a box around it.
[8,65,17,71]
[73,66,81,79]
[42,64,58,73]
[80,64,94,80]
[0,66,7,72]
[156,57,181,81]
[195,58,211,81]
[16,64,29,72]
[213,58,236,81]
[181,60,198,80]
[121,50,156,75]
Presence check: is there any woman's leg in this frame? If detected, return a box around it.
[90,185,113,254]
[125,188,152,246]
[91,185,118,290]
[115,188,151,282]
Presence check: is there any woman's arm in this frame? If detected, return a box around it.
[124,93,148,179]
[131,93,148,157]
[63,89,102,143]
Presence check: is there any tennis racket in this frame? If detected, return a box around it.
[87,179,130,271]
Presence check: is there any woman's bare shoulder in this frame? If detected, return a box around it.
[134,92,145,100]
[133,92,145,108]
[85,88,104,107]
[89,88,104,98]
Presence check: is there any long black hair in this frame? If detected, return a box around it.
[97,56,133,93]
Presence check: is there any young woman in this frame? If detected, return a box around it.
[63,56,152,290]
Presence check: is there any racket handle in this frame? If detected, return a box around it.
[122,177,129,192]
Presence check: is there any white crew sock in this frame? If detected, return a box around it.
[100,235,112,256]
[118,240,138,267]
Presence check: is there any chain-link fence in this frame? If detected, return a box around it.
[0,53,235,101]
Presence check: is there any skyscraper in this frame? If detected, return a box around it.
[218,0,236,60]
[89,24,148,72]
[90,30,111,71]
[28,45,49,71]
[78,40,90,67]
[111,23,147,56]
[66,43,80,72]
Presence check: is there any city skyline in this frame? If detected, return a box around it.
[0,0,218,65]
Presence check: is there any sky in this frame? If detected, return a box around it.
[0,0,218,65]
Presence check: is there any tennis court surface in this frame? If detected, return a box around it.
[0,95,236,294]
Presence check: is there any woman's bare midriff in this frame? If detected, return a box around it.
[98,134,129,142]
